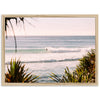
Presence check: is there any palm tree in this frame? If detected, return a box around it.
[5,17,24,52]
[5,17,35,52]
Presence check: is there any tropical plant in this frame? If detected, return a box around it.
[5,59,39,83]
[5,17,35,52]
[50,49,95,83]
[5,17,24,52]
[78,49,95,80]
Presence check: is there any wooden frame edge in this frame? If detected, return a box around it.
[1,14,98,86]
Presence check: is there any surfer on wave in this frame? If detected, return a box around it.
[45,48,48,51]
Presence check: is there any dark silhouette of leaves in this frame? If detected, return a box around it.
[5,17,25,52]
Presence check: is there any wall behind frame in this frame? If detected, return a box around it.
[0,0,100,100]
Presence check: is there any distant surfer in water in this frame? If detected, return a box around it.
[45,48,48,51]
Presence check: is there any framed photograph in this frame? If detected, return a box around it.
[2,15,98,86]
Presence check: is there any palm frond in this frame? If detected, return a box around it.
[5,59,39,83]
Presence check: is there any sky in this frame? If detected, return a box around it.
[7,17,95,36]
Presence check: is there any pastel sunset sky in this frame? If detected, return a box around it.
[7,17,95,36]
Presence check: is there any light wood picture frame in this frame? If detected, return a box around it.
[1,14,98,86]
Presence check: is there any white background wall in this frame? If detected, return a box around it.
[0,0,99,100]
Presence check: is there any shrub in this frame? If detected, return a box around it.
[50,49,95,83]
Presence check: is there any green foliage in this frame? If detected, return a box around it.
[5,59,39,83]
[50,49,95,83]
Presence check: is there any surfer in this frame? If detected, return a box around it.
[45,48,48,51]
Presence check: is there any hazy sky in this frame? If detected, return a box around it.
[7,17,95,36]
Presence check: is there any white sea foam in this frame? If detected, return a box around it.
[5,46,94,64]
[45,46,95,52]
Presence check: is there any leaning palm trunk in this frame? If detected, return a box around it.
[5,17,24,52]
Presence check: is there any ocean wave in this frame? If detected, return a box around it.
[45,47,80,51]
[45,46,95,52]
[5,46,95,53]
[5,58,80,64]
[5,48,81,53]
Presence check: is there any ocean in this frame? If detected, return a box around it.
[5,36,95,83]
